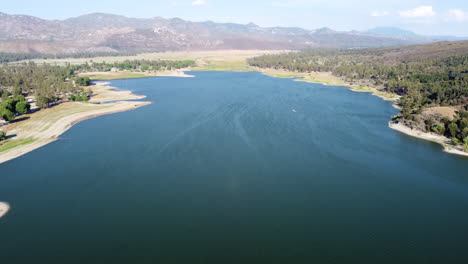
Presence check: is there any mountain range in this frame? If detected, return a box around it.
[0,12,466,54]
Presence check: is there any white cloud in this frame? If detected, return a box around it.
[399,6,436,18]
[448,9,466,22]
[371,11,389,17]
[192,0,206,6]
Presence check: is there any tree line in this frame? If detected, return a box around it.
[76,59,196,72]
[0,51,138,63]
[0,58,196,122]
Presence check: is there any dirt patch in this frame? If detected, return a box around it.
[423,106,459,120]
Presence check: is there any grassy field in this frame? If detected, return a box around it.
[82,72,149,80]
[29,50,280,67]
[0,138,35,153]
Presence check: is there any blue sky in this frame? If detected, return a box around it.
[2,0,468,36]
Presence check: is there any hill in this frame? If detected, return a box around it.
[0,12,429,54]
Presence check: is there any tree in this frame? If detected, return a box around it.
[76,77,91,86]
[80,92,89,101]
[12,86,22,97]
[0,108,15,121]
[448,122,459,138]
[1,91,9,102]
[141,65,149,71]
[15,100,30,114]
[0,131,6,141]
[462,127,468,139]
[16,95,26,102]
[35,95,50,108]
[432,124,446,135]
[2,99,17,112]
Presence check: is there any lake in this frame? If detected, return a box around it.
[1,71,468,263]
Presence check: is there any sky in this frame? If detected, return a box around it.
[2,0,468,36]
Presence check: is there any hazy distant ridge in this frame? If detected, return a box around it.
[0,12,461,54]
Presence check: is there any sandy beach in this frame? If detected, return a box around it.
[0,202,9,218]
[0,82,152,164]
[389,122,468,157]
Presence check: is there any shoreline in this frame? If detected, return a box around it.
[257,68,467,158]
[0,202,9,219]
[0,80,154,164]
[79,69,195,80]
[389,122,468,158]
[257,68,400,103]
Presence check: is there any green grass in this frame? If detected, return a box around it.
[194,60,255,72]
[0,138,35,153]
[86,73,149,80]
[271,73,304,78]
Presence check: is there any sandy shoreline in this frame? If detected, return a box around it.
[258,69,400,103]
[0,202,9,219]
[0,82,152,164]
[389,122,468,157]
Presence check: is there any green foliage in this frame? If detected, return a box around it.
[1,91,8,102]
[462,127,468,139]
[35,95,51,108]
[76,76,91,86]
[448,122,459,138]
[0,131,6,141]
[0,95,31,121]
[16,95,26,102]
[15,100,31,114]
[12,86,22,97]
[140,64,150,71]
[432,124,446,135]
[0,51,137,63]
[80,92,89,101]
[69,92,89,102]
[0,108,15,121]
[82,59,196,72]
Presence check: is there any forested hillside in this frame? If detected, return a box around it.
[248,41,468,150]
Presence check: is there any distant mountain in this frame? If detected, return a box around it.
[366,27,468,42]
[367,27,418,38]
[0,12,452,54]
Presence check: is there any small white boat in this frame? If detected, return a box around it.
[0,202,10,219]
[292,109,297,113]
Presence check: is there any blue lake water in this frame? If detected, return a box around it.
[1,71,468,263]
